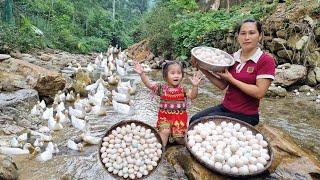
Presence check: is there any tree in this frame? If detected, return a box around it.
[3,0,15,24]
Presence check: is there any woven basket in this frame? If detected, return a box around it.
[98,120,164,179]
[185,116,274,177]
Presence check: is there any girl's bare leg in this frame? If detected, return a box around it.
[158,128,170,147]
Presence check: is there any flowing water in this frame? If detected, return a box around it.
[6,70,320,179]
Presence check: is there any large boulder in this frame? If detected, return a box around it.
[126,39,154,62]
[266,86,288,97]
[274,64,307,87]
[0,58,65,97]
[0,155,19,180]
[0,89,38,121]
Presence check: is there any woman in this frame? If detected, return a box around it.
[190,19,276,126]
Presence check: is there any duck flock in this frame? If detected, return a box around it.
[0,46,153,163]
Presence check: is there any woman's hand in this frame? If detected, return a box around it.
[189,71,202,87]
[134,62,143,75]
[191,55,199,69]
[217,69,233,82]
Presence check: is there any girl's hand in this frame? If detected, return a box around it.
[217,69,233,82]
[134,62,143,75]
[189,71,202,87]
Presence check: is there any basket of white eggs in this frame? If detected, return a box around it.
[99,120,164,179]
[185,116,273,177]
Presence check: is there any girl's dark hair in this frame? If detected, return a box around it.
[162,61,184,80]
[236,19,263,34]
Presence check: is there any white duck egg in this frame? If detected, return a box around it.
[101,152,108,158]
[257,157,267,165]
[227,122,234,129]
[227,157,236,167]
[230,143,239,153]
[239,165,249,175]
[261,153,270,161]
[259,140,268,147]
[252,150,261,158]
[234,123,241,131]
[116,127,121,133]
[129,173,135,179]
[255,133,263,141]
[200,131,208,139]
[103,136,110,142]
[214,162,223,169]
[249,157,257,164]
[239,127,247,133]
[105,162,112,168]
[220,121,227,128]
[248,164,258,173]
[111,130,117,136]
[249,139,258,146]
[130,123,136,129]
[147,164,153,171]
[215,154,224,162]
[256,162,264,170]
[102,158,109,164]
[252,144,261,151]
[223,132,232,138]
[235,158,244,167]
[107,166,114,172]
[231,167,239,174]
[194,135,202,143]
[100,146,107,153]
[222,164,231,172]
[240,156,249,165]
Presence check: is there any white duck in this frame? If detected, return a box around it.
[71,115,86,131]
[39,100,46,109]
[112,90,130,104]
[86,62,95,72]
[48,116,63,131]
[30,130,52,142]
[56,101,65,112]
[107,74,120,85]
[67,139,84,151]
[0,143,31,155]
[31,104,42,116]
[80,132,101,145]
[66,91,76,102]
[104,65,112,77]
[10,137,20,148]
[116,63,127,76]
[112,100,134,115]
[69,106,85,119]
[91,97,109,116]
[38,125,51,134]
[42,107,53,120]
[35,148,53,162]
[33,138,44,147]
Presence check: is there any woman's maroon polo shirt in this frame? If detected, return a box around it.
[222,48,276,115]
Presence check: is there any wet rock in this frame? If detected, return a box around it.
[0,89,38,120]
[0,155,19,180]
[276,30,288,39]
[274,64,307,86]
[299,85,311,92]
[0,54,11,62]
[306,70,317,86]
[270,38,286,52]
[266,86,288,97]
[315,67,320,83]
[305,51,320,67]
[295,36,309,50]
[277,50,293,60]
[0,58,65,97]
[126,39,154,62]
[256,124,320,179]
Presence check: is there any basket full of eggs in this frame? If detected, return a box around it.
[185,116,273,177]
[191,46,235,72]
[99,120,164,179]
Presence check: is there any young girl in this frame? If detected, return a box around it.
[134,61,202,147]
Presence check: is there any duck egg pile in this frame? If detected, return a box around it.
[187,121,270,175]
[100,123,163,179]
[193,47,232,66]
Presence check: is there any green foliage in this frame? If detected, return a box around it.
[140,0,278,58]
[0,0,153,53]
